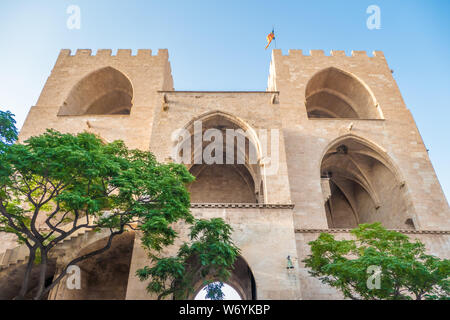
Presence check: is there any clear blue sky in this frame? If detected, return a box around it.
[0,0,448,201]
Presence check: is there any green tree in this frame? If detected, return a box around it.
[0,110,18,151]
[303,223,449,300]
[204,282,225,300]
[137,217,240,300]
[0,129,194,300]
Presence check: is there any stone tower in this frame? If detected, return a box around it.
[0,48,448,299]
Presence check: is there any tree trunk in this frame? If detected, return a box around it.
[34,249,48,300]
[15,248,36,300]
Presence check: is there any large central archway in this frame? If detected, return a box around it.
[176,111,264,203]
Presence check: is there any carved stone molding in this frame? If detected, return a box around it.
[190,203,295,209]
[295,228,450,235]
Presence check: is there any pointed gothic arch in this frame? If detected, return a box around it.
[177,111,264,203]
[305,67,382,119]
[58,67,133,116]
[320,135,416,229]
[188,255,257,300]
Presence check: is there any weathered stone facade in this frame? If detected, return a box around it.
[1,48,448,299]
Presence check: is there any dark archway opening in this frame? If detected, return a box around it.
[179,112,263,203]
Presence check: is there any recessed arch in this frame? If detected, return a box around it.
[59,67,133,116]
[177,111,265,203]
[320,135,416,229]
[181,110,263,158]
[305,67,381,119]
[319,134,404,183]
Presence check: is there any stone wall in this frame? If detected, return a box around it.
[189,164,257,203]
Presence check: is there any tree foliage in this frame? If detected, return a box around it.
[303,223,449,300]
[204,282,225,300]
[137,217,240,300]
[0,128,194,299]
[0,110,18,151]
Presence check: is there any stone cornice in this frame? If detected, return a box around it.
[190,203,295,209]
[295,228,450,235]
[158,91,280,94]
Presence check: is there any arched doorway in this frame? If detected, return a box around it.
[320,136,415,229]
[189,256,257,300]
[305,67,381,119]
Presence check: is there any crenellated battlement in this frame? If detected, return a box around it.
[56,48,169,61]
[274,49,385,59]
[267,48,389,92]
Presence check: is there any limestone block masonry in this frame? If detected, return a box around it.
[0,48,448,300]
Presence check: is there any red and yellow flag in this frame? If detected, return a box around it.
[265,29,275,49]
